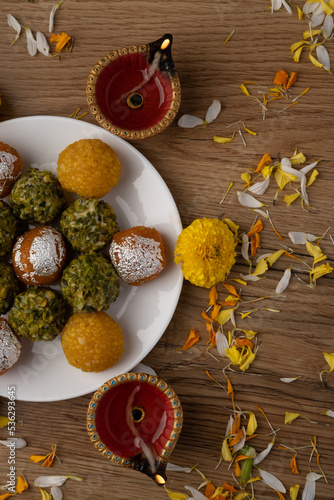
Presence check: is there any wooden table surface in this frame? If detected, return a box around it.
[0,1,333,499]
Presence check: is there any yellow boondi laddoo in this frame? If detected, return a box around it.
[57,139,121,198]
[61,311,124,372]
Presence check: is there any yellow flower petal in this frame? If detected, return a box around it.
[38,487,52,500]
[246,412,258,436]
[296,5,303,19]
[214,132,236,144]
[289,151,306,164]
[290,40,306,53]
[225,345,241,365]
[240,83,251,97]
[323,352,334,372]
[307,169,319,186]
[293,45,305,62]
[241,172,252,185]
[303,29,322,40]
[239,350,256,371]
[321,0,333,15]
[284,412,301,424]
[163,487,188,500]
[306,241,327,264]
[265,249,285,266]
[251,258,268,276]
[289,484,300,500]
[308,52,323,68]
[0,416,10,428]
[217,308,233,326]
[310,263,333,281]
[16,473,29,493]
[222,437,233,461]
[284,192,300,206]
[223,218,239,234]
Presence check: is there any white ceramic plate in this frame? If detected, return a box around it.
[0,116,183,402]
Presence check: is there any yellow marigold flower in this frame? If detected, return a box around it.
[174,218,237,288]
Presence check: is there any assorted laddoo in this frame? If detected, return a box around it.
[0,318,22,375]
[0,200,18,256]
[9,167,66,225]
[61,311,124,372]
[60,197,118,253]
[57,139,121,198]
[0,142,24,198]
[9,287,67,341]
[60,253,120,313]
[0,262,20,315]
[12,226,66,286]
[109,226,166,286]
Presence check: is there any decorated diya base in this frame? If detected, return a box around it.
[87,372,183,485]
[86,34,181,140]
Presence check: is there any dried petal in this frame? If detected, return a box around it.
[310,263,333,281]
[184,485,208,500]
[214,132,236,144]
[316,44,331,71]
[323,13,334,37]
[237,191,264,208]
[7,14,21,46]
[323,410,334,418]
[290,484,300,500]
[23,26,37,56]
[0,416,10,428]
[178,329,200,351]
[246,412,258,436]
[164,486,188,500]
[301,472,322,500]
[258,469,286,493]
[275,267,292,294]
[284,412,300,424]
[248,176,270,195]
[288,231,317,245]
[34,476,83,488]
[178,115,204,128]
[49,1,63,33]
[50,487,63,500]
[241,234,250,263]
[215,330,229,356]
[280,377,301,383]
[300,160,319,175]
[306,241,326,264]
[308,52,323,68]
[0,438,27,449]
[205,100,221,124]
[36,31,50,56]
[273,70,288,86]
[253,438,275,465]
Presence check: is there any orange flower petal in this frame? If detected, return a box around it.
[178,329,200,351]
[286,72,297,89]
[222,283,240,297]
[209,285,218,306]
[211,304,222,320]
[254,153,272,173]
[290,455,299,474]
[222,482,237,493]
[205,482,215,498]
[273,70,289,87]
[235,338,254,349]
[201,310,211,322]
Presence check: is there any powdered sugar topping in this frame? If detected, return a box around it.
[29,227,65,276]
[110,234,163,283]
[0,320,22,374]
[0,151,17,180]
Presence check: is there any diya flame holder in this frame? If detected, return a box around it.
[87,372,183,485]
[86,34,181,140]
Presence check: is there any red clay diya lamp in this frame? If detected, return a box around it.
[86,33,181,140]
[87,372,183,485]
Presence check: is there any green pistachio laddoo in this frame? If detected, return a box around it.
[61,311,124,372]
[57,139,122,198]
[0,201,18,256]
[60,197,118,253]
[9,287,67,341]
[0,262,20,314]
[60,253,120,313]
[9,167,66,225]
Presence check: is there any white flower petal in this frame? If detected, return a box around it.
[49,5,58,33]
[280,163,303,179]
[166,463,192,472]
[24,27,37,56]
[239,273,263,281]
[253,439,275,465]
[34,475,83,488]
[281,157,292,168]
[225,414,234,436]
[300,161,318,175]
[303,1,321,14]
[272,0,283,11]
[7,13,21,34]
[280,377,300,383]
[302,473,323,500]
[288,231,317,244]
[300,174,309,204]
[241,233,250,263]
[184,486,208,500]
[323,14,334,37]
[248,176,270,196]
[215,330,229,357]
[259,469,286,493]
[132,363,157,376]
[50,486,63,500]
[323,410,334,418]
[275,267,292,294]
[282,0,293,14]
[316,44,331,70]
[0,438,27,449]
[310,11,326,26]
[36,31,50,56]
[205,100,221,124]
[237,191,264,208]
[177,115,204,128]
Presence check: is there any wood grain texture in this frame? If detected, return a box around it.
[0,1,333,499]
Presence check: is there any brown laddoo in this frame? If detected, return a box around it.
[0,142,24,198]
[61,311,124,372]
[12,226,66,285]
[109,226,166,286]
[0,318,22,375]
[57,139,121,198]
